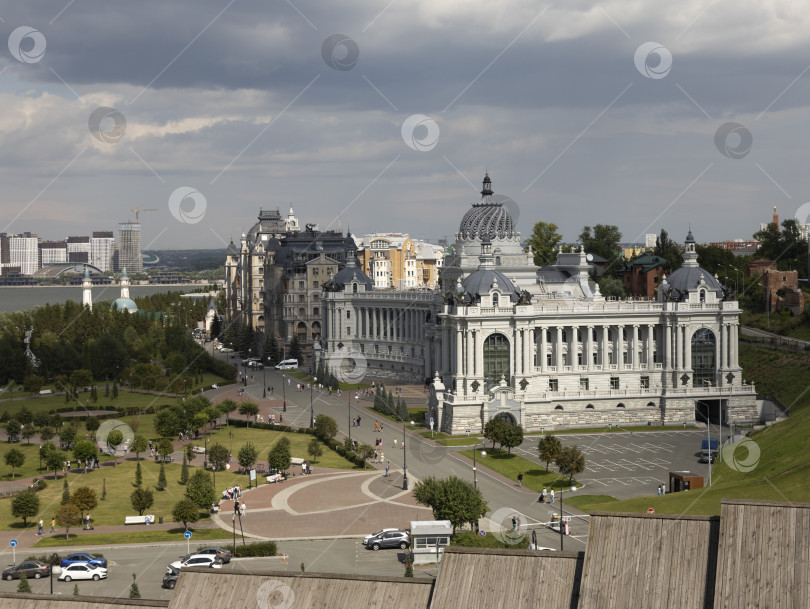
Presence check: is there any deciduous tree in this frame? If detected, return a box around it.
[4,448,25,478]
[237,442,258,472]
[10,488,39,525]
[70,486,98,520]
[556,445,586,484]
[307,438,323,463]
[172,497,200,530]
[526,221,563,267]
[538,435,562,472]
[185,470,216,509]
[130,487,154,515]
[55,503,81,539]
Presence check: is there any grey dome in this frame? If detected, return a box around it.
[324,261,372,291]
[665,267,723,295]
[459,202,516,240]
[458,174,516,240]
[461,268,518,301]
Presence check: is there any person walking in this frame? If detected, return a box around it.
[380,451,384,465]
[517,472,524,487]
[385,461,390,477]
[50,518,55,533]
[240,502,246,518]
[37,519,44,535]
[657,485,662,495]
[550,489,555,504]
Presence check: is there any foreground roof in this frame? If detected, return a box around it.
[578,511,720,609]
[430,546,583,609]
[171,569,433,609]
[0,594,167,609]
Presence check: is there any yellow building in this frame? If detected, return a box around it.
[358,233,444,289]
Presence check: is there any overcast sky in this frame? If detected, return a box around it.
[2,1,810,251]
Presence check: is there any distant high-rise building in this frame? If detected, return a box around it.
[39,241,67,265]
[117,222,142,272]
[0,232,39,275]
[91,231,115,272]
[66,236,91,263]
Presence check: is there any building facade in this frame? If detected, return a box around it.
[1,232,39,275]
[320,176,758,433]
[224,208,357,357]
[117,222,142,272]
[39,241,67,265]
[357,233,444,289]
[66,236,91,263]
[91,231,116,272]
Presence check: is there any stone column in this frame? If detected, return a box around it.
[632,325,640,370]
[647,324,655,368]
[466,330,474,378]
[664,324,672,370]
[555,326,564,370]
[472,330,479,378]
[455,328,463,376]
[540,327,548,373]
[442,323,450,373]
[601,325,609,368]
[526,328,534,373]
[731,323,738,368]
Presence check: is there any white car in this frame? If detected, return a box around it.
[169,554,222,570]
[58,564,107,582]
[362,528,400,545]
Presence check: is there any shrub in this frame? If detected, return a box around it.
[229,541,278,558]
[451,531,530,549]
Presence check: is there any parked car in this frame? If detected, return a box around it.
[195,547,232,564]
[60,553,108,569]
[365,530,410,550]
[58,564,107,582]
[169,554,223,570]
[2,561,50,581]
[162,565,180,589]
[362,528,400,545]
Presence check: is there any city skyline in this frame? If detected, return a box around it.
[2,3,810,249]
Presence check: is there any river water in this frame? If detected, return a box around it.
[0,285,207,313]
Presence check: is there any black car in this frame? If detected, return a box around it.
[162,565,180,590]
[3,560,51,581]
[195,547,232,564]
[365,530,410,551]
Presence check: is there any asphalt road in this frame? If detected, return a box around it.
[0,539,414,600]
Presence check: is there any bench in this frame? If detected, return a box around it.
[125,515,148,525]
[266,473,286,483]
[192,446,206,454]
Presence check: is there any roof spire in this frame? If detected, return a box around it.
[481,172,493,199]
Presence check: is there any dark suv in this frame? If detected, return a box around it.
[3,561,51,580]
[365,530,410,551]
[162,565,180,589]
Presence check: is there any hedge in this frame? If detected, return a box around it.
[227,541,278,558]
[451,531,530,549]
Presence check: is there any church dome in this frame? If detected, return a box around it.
[458,174,516,240]
[461,268,518,300]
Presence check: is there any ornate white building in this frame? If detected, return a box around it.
[319,176,758,433]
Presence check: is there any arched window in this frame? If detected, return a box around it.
[647,401,656,408]
[586,404,594,409]
[296,321,307,339]
[691,328,716,386]
[352,283,358,293]
[617,403,625,408]
[554,405,564,410]
[492,293,499,307]
[312,321,321,339]
[483,333,510,393]
[700,289,706,303]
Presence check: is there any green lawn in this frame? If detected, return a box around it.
[34,527,232,547]
[203,426,358,470]
[0,391,184,419]
[459,448,578,492]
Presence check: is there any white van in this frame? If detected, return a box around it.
[275,359,299,370]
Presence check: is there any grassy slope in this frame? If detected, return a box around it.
[571,345,810,515]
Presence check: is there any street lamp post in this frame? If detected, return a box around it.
[310,377,317,428]
[402,419,414,490]
[282,345,287,411]
[49,552,59,594]
[262,365,266,399]
[472,442,487,491]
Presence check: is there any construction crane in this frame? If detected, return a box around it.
[130,208,157,222]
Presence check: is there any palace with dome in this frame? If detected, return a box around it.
[319,175,758,433]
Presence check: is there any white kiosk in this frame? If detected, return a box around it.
[410,520,453,565]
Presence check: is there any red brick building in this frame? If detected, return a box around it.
[619,254,668,298]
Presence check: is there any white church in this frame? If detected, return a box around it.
[320,176,758,433]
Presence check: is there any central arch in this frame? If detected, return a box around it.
[691,328,716,387]
[483,333,510,393]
